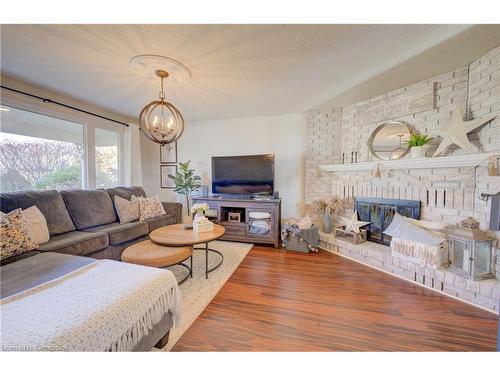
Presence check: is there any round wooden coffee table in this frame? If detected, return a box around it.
[150,224,225,279]
[121,240,193,285]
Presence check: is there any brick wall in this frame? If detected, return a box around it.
[305,46,500,231]
[305,46,500,311]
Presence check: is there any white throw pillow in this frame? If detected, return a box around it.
[383,213,444,246]
[138,195,166,221]
[114,195,140,224]
[22,206,50,245]
[406,217,453,231]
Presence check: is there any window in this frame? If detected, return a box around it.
[0,105,84,192]
[95,128,119,188]
[0,103,124,193]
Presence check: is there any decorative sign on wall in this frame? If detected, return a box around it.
[355,82,436,127]
[160,141,177,164]
[160,165,177,189]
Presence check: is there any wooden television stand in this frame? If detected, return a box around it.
[191,195,281,248]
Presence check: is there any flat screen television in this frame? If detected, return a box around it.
[211,154,275,196]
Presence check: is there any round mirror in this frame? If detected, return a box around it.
[368,121,412,160]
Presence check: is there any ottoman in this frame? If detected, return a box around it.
[122,240,193,284]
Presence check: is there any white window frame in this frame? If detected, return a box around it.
[0,89,125,189]
[92,123,124,189]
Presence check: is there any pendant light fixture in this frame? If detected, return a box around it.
[139,69,185,144]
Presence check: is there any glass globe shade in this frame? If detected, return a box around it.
[139,100,184,144]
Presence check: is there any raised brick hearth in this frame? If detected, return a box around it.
[306,45,500,312]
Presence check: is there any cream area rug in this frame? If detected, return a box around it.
[153,240,253,351]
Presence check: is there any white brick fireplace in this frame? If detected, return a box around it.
[304,46,500,312]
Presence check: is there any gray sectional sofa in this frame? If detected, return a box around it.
[0,186,182,265]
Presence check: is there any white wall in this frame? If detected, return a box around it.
[141,113,305,219]
[320,25,500,109]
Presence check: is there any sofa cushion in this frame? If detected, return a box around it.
[145,214,177,232]
[0,190,75,235]
[38,231,109,257]
[161,202,183,224]
[106,186,147,201]
[0,250,42,266]
[83,221,148,245]
[61,189,117,230]
[86,245,126,261]
[107,186,147,218]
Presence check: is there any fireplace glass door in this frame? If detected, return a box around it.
[355,197,421,245]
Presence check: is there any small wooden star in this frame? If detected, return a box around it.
[344,211,371,234]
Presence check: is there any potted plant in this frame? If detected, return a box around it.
[313,195,343,233]
[168,161,202,221]
[406,133,432,159]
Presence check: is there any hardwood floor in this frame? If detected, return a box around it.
[173,246,499,351]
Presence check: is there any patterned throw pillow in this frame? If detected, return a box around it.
[114,195,140,224]
[138,196,166,221]
[1,209,37,261]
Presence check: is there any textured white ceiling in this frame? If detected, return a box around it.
[0,24,469,121]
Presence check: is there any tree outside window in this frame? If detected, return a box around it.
[0,133,83,192]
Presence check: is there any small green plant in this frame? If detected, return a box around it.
[406,133,432,147]
[168,161,202,215]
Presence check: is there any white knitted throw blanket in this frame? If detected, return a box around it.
[390,237,444,266]
[1,260,181,351]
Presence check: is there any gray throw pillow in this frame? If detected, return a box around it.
[114,195,140,224]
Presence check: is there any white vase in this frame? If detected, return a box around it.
[194,211,205,221]
[410,146,426,159]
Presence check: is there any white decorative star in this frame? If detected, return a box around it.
[344,211,371,234]
[431,108,496,157]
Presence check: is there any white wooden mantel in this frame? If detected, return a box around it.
[319,153,496,172]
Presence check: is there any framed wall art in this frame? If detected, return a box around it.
[160,142,177,164]
[160,165,177,189]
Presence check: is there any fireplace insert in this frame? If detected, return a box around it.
[354,197,421,245]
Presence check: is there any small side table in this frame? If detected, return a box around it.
[150,224,225,279]
[121,240,193,285]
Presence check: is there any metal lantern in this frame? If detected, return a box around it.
[139,70,185,144]
[448,217,495,280]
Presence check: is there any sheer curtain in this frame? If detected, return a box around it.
[123,123,143,186]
